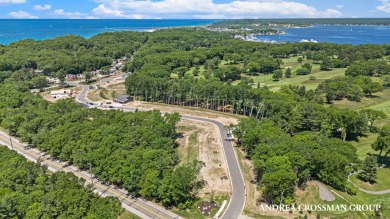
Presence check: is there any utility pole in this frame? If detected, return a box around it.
[9,135,13,150]
[89,163,94,186]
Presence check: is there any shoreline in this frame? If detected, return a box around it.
[2,23,390,46]
[0,19,217,45]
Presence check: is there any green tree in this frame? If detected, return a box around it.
[302,63,312,72]
[231,53,240,64]
[361,109,388,132]
[296,67,311,75]
[84,72,92,83]
[354,76,383,96]
[261,156,297,204]
[383,75,390,88]
[285,67,292,78]
[193,67,199,76]
[320,58,331,70]
[372,126,390,157]
[29,76,47,90]
[358,155,377,183]
[272,70,283,81]
[246,61,260,75]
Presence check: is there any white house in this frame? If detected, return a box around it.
[51,89,71,98]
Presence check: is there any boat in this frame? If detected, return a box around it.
[300,39,318,43]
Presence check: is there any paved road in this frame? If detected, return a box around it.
[182,116,245,219]
[0,132,180,219]
[77,85,246,218]
[314,181,335,201]
[348,173,390,195]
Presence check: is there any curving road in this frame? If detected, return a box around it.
[77,83,246,218]
[348,172,390,195]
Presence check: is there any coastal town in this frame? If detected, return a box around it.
[1,1,390,217]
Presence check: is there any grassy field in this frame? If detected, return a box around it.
[118,211,142,219]
[333,89,390,160]
[350,168,390,191]
[293,177,390,219]
[350,133,378,159]
[334,89,390,112]
[295,183,367,219]
[250,67,345,91]
[368,99,390,117]
[229,57,390,218]
[230,58,346,91]
[335,189,390,219]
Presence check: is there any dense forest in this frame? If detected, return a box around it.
[0,32,147,83]
[121,28,390,204]
[124,28,390,141]
[0,80,201,208]
[0,146,123,219]
[0,28,390,208]
[233,118,359,204]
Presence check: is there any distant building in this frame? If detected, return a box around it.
[66,74,78,80]
[46,77,60,84]
[96,70,104,75]
[34,70,44,75]
[109,67,117,74]
[51,89,72,98]
[115,63,123,69]
[114,95,133,104]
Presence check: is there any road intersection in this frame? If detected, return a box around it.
[1,78,246,219]
[77,81,246,219]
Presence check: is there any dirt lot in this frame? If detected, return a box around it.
[177,118,231,198]
[106,82,126,90]
[41,88,80,103]
[126,101,241,126]
[85,79,241,125]
[87,81,126,102]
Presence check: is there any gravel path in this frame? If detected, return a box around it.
[314,181,336,201]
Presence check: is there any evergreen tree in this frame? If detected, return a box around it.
[285,67,292,78]
[272,70,283,81]
[358,155,377,183]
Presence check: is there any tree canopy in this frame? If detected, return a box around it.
[0,146,123,219]
[0,81,201,208]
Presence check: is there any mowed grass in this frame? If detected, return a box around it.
[297,181,390,218]
[336,190,390,219]
[368,99,390,117]
[350,133,378,160]
[333,89,390,112]
[295,183,366,219]
[350,168,390,191]
[355,192,390,218]
[118,210,142,219]
[236,61,346,91]
[333,89,390,160]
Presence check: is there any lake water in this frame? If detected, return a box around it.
[0,19,217,45]
[0,20,389,45]
[254,25,390,45]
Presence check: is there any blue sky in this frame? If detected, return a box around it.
[0,0,389,19]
